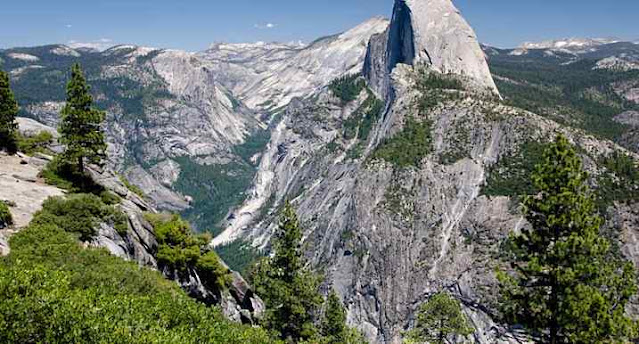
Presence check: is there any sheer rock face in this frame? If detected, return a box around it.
[398,0,498,92]
[216,63,637,343]
[366,0,499,98]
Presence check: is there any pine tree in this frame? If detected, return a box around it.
[404,292,473,344]
[498,135,638,343]
[0,71,19,154]
[321,291,368,344]
[252,201,324,342]
[59,63,106,172]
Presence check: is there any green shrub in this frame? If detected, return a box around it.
[372,117,433,168]
[146,213,231,290]
[329,74,366,104]
[40,155,104,193]
[0,202,13,227]
[0,221,276,344]
[197,251,232,291]
[16,130,53,155]
[100,190,121,205]
[33,193,128,240]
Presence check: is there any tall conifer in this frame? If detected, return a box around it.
[59,63,106,172]
[498,135,638,343]
[0,71,19,154]
[252,201,323,342]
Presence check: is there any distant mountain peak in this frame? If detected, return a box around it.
[379,0,499,93]
[519,37,620,50]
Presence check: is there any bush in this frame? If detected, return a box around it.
[16,130,53,155]
[0,202,13,228]
[40,155,104,193]
[33,193,128,240]
[146,213,231,290]
[197,251,232,291]
[0,222,276,344]
[372,117,433,168]
[100,190,121,205]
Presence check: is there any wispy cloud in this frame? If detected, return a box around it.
[65,24,73,28]
[254,22,277,30]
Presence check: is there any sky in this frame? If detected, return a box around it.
[1,0,638,51]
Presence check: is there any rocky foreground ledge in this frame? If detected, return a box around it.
[0,138,264,324]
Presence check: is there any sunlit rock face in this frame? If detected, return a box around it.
[366,0,499,99]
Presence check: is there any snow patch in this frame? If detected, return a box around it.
[51,46,81,57]
[7,53,39,62]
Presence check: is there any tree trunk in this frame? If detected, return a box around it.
[78,155,84,174]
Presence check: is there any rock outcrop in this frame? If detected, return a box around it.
[0,142,264,324]
[201,17,389,111]
[85,164,265,324]
[365,0,498,99]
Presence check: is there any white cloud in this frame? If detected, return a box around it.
[254,22,277,30]
[65,24,73,28]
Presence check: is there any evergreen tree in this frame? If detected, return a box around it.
[0,71,19,154]
[498,135,638,343]
[404,292,473,344]
[252,201,324,342]
[58,63,106,172]
[321,291,367,344]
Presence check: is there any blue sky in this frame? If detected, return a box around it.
[1,0,637,51]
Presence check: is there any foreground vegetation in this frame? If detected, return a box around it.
[252,202,367,344]
[0,63,272,343]
[0,70,19,154]
[498,135,638,343]
[0,218,275,343]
